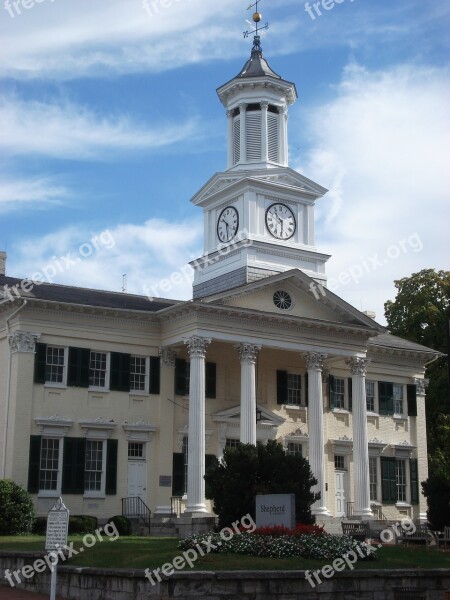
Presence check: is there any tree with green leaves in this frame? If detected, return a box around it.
[204,440,319,529]
[384,268,450,528]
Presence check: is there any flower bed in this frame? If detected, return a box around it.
[179,525,376,561]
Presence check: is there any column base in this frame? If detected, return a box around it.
[419,512,428,522]
[154,505,173,516]
[184,504,209,515]
[312,506,331,517]
[353,508,374,519]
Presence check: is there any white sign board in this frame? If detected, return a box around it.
[255,494,295,529]
[45,497,69,552]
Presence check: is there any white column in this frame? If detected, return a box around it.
[413,377,429,522]
[236,343,261,445]
[306,352,330,516]
[184,336,211,513]
[278,106,288,166]
[226,110,234,168]
[346,356,373,518]
[239,103,247,164]
[260,102,269,163]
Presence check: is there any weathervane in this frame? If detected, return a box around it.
[243,0,269,39]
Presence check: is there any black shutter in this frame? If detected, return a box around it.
[410,459,419,504]
[205,362,216,399]
[110,353,130,392]
[304,373,309,407]
[381,457,397,504]
[34,343,47,384]
[329,375,335,409]
[149,356,161,395]
[106,439,118,495]
[348,378,353,412]
[407,384,417,417]
[277,370,288,404]
[172,453,185,496]
[68,347,90,388]
[62,437,86,494]
[378,381,394,416]
[175,359,187,396]
[28,436,42,493]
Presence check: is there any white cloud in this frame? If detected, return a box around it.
[295,63,450,325]
[0,96,198,159]
[0,177,68,211]
[9,217,204,300]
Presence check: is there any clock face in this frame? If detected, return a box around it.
[265,203,296,240]
[217,206,239,243]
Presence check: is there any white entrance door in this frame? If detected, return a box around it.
[127,461,147,502]
[335,471,347,517]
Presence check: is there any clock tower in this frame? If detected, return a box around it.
[190,35,330,299]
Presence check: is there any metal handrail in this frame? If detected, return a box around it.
[122,496,151,532]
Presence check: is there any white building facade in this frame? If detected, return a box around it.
[0,37,438,526]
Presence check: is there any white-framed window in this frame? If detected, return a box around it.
[130,356,148,392]
[393,384,404,415]
[39,438,62,492]
[366,380,376,413]
[45,346,67,386]
[333,377,345,409]
[286,374,302,406]
[286,442,302,457]
[89,352,109,390]
[84,440,105,494]
[128,442,145,460]
[396,459,407,502]
[225,438,240,449]
[334,455,346,470]
[369,456,378,501]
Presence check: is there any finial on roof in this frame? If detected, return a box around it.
[243,0,268,49]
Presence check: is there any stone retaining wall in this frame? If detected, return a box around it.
[1,552,449,599]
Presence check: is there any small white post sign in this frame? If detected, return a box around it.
[45,497,69,600]
[255,493,295,529]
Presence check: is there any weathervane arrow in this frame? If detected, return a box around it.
[243,0,269,39]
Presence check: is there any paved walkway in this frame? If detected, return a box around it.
[0,586,64,599]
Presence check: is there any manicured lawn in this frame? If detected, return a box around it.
[0,536,449,571]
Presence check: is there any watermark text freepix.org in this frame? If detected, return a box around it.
[4,0,56,18]
[4,522,119,587]
[144,514,256,585]
[305,0,356,21]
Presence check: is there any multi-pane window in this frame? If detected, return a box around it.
[39,438,60,491]
[225,439,240,449]
[286,374,301,405]
[393,384,404,415]
[334,455,345,470]
[130,357,146,392]
[89,352,107,388]
[85,440,104,492]
[366,381,375,412]
[286,442,302,457]
[333,378,345,409]
[45,347,65,384]
[128,442,144,459]
[369,457,378,501]
[395,459,407,502]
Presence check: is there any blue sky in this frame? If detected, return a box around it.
[1,0,449,323]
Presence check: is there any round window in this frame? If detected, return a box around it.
[273,290,292,310]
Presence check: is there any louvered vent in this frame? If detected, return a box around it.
[233,117,240,164]
[267,114,279,162]
[246,112,262,161]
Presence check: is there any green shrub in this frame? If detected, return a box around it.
[68,515,98,534]
[106,515,131,536]
[32,517,47,535]
[0,479,35,535]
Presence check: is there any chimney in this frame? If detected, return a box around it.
[0,251,6,276]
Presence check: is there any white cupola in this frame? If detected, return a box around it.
[217,35,297,171]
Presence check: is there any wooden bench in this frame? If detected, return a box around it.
[341,521,372,541]
[435,526,450,550]
[396,522,433,548]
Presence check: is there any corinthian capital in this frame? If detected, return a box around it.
[235,343,261,364]
[184,336,211,358]
[346,356,370,377]
[8,331,40,354]
[412,377,429,396]
[159,347,177,368]
[304,352,327,371]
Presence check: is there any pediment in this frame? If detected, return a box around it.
[205,269,384,331]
